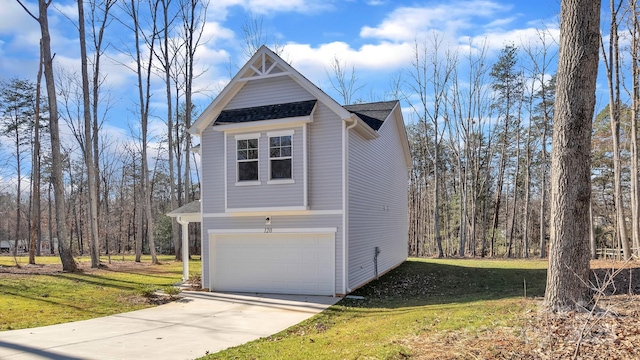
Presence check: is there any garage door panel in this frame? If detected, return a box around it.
[211,232,334,295]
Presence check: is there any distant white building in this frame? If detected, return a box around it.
[0,238,57,255]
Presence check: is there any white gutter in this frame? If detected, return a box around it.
[342,116,358,294]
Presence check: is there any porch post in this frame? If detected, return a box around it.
[178,217,189,282]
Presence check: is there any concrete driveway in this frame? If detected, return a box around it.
[0,291,340,360]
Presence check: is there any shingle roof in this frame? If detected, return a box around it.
[343,100,398,131]
[213,99,398,132]
[167,200,201,216]
[215,100,317,124]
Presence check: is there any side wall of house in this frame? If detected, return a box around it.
[347,111,409,291]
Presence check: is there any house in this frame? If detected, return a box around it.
[168,46,411,296]
[0,238,57,255]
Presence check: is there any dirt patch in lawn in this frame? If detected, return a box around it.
[408,260,640,359]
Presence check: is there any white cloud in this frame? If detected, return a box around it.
[360,1,510,42]
[0,1,39,35]
[283,41,413,80]
[201,21,235,46]
[472,26,560,52]
[208,0,334,17]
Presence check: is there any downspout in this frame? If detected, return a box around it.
[343,116,358,294]
[177,216,190,282]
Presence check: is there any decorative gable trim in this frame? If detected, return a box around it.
[189,46,353,135]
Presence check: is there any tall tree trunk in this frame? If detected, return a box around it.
[545,0,600,312]
[159,0,181,260]
[507,118,521,258]
[603,0,631,260]
[630,0,640,257]
[590,201,597,258]
[16,0,78,271]
[523,116,533,258]
[78,0,101,268]
[540,124,548,258]
[490,137,507,257]
[29,43,44,265]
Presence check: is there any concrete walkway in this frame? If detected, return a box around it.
[0,291,340,360]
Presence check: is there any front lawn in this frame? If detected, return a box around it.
[0,255,201,330]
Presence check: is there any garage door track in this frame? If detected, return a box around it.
[0,291,339,360]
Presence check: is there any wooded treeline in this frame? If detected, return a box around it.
[0,0,207,268]
[407,0,640,259]
[1,0,639,269]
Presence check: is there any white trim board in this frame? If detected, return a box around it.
[208,228,337,234]
[202,210,343,217]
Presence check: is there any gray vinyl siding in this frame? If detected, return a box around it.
[201,215,344,294]
[225,76,315,110]
[307,103,343,210]
[347,112,408,291]
[227,127,304,209]
[201,128,225,214]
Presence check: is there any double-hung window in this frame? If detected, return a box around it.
[236,136,259,182]
[268,131,293,182]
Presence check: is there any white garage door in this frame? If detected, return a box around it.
[210,232,335,295]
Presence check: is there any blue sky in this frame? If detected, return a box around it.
[0,0,563,156]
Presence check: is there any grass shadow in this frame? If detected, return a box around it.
[339,259,548,310]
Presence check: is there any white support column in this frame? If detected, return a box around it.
[178,217,190,282]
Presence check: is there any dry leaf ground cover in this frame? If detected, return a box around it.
[206,258,640,360]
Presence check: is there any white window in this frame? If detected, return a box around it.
[269,133,292,180]
[237,137,259,182]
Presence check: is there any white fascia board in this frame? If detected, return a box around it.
[190,47,276,135]
[203,209,342,217]
[214,116,312,133]
[208,227,338,235]
[175,214,201,223]
[189,82,245,135]
[391,103,412,169]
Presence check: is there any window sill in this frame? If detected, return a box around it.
[267,179,295,185]
[235,181,261,187]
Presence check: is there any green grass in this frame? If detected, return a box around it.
[0,254,201,331]
[204,258,548,359]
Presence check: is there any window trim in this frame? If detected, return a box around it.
[267,130,294,184]
[235,133,261,186]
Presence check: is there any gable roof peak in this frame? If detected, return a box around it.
[189,46,353,135]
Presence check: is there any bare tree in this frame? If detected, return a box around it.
[327,56,364,105]
[179,0,208,206]
[29,45,44,265]
[241,13,285,59]
[154,0,182,259]
[0,78,33,259]
[545,0,601,311]
[627,0,640,257]
[16,0,77,272]
[601,0,632,260]
[75,0,101,268]
[406,34,456,258]
[119,0,160,263]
